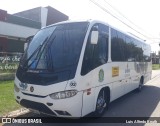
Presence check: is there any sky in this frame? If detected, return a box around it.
[0,0,160,53]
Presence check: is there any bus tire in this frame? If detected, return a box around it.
[137,77,144,92]
[94,88,109,117]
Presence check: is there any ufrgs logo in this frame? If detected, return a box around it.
[2,118,11,123]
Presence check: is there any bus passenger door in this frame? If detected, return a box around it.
[81,23,109,116]
[80,72,96,116]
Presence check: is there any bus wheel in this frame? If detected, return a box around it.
[94,89,108,117]
[137,78,144,92]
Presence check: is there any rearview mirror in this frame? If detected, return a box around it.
[24,43,28,51]
[24,35,34,51]
[91,31,99,44]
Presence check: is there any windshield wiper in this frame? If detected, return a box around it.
[23,36,56,71]
[22,37,49,70]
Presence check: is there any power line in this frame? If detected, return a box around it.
[103,0,155,40]
[149,41,160,44]
[89,0,150,40]
[104,1,146,33]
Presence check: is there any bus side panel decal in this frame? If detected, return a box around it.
[112,67,119,77]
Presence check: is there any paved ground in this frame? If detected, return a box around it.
[151,70,160,79]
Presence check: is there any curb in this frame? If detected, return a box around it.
[2,108,30,117]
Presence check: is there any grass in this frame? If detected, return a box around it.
[0,73,15,81]
[0,80,21,116]
[152,64,160,70]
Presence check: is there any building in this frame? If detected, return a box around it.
[0,9,40,53]
[151,52,160,64]
[14,6,69,28]
[0,6,68,54]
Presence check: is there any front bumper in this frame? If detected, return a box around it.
[15,88,83,117]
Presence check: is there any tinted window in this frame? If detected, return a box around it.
[132,40,144,62]
[81,24,109,75]
[111,28,149,62]
[48,23,88,70]
[111,29,125,61]
[23,22,89,71]
[143,44,151,62]
[17,22,89,85]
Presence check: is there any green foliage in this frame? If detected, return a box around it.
[0,73,15,81]
[0,81,21,116]
[152,64,160,70]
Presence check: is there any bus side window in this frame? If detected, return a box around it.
[81,24,109,75]
[111,29,123,61]
[93,24,108,68]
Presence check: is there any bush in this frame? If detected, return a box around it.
[0,73,15,81]
[152,64,160,70]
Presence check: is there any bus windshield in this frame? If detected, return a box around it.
[21,22,89,72]
[17,22,89,85]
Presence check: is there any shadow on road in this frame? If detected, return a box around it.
[104,85,160,117]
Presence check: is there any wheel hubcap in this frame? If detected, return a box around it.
[97,96,106,113]
[139,83,142,90]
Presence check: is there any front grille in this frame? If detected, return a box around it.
[22,92,47,98]
[20,99,56,116]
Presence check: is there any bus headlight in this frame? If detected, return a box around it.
[49,90,78,100]
[14,83,20,92]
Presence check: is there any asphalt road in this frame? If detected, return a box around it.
[3,70,160,126]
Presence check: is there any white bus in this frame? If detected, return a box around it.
[14,20,152,117]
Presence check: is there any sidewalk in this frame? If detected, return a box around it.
[2,108,29,117]
[152,70,160,79]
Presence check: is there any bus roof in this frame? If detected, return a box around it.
[43,19,149,46]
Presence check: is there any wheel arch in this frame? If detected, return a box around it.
[94,86,110,111]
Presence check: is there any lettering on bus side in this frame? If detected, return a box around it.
[112,67,119,77]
